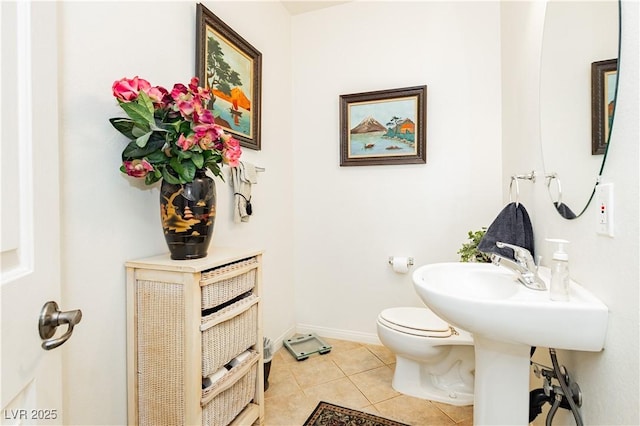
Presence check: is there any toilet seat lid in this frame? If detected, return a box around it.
[379,307,453,338]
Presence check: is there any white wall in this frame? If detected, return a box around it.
[291,1,504,341]
[500,0,546,212]
[58,2,294,424]
[502,1,639,425]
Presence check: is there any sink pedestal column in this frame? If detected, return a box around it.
[473,336,531,425]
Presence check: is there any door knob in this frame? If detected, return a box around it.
[38,301,82,350]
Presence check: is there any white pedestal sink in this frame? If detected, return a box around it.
[412,262,608,425]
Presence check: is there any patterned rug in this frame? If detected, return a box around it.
[303,401,410,426]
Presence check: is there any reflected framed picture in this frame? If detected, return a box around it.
[591,58,617,155]
[340,86,427,166]
[196,3,262,150]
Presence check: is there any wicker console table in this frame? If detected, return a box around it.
[126,247,264,426]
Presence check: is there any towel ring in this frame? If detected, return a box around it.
[545,173,563,206]
[508,171,536,207]
[509,176,520,207]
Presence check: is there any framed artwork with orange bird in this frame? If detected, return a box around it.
[196,3,262,150]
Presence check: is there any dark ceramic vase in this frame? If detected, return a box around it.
[160,170,216,260]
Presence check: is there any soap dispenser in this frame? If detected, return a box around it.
[547,239,570,301]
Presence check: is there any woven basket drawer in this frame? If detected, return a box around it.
[135,280,185,425]
[202,359,258,426]
[201,258,258,310]
[201,295,258,377]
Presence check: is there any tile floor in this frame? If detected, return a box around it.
[263,337,473,426]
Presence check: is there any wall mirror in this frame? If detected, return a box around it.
[539,0,620,219]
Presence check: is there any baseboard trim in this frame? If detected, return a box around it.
[295,323,382,346]
[269,325,296,355]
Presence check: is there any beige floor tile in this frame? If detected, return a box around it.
[455,418,474,426]
[365,343,396,365]
[263,390,318,426]
[288,355,345,388]
[264,361,301,400]
[432,401,474,424]
[267,354,289,377]
[322,337,363,353]
[374,394,456,425]
[263,338,474,426]
[272,347,296,365]
[349,365,400,404]
[331,346,385,376]
[303,377,370,409]
[359,404,381,415]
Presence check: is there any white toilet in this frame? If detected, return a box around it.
[376,306,475,406]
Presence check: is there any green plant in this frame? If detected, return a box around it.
[457,228,491,263]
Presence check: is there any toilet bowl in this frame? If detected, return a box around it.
[376,306,475,406]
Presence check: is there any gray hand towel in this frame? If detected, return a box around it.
[477,202,535,260]
[554,202,577,219]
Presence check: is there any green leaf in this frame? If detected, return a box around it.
[146,150,168,164]
[161,167,181,184]
[131,126,147,138]
[118,92,154,128]
[191,152,204,169]
[457,227,491,263]
[176,149,193,160]
[149,121,168,132]
[181,160,196,182]
[109,118,137,139]
[122,138,165,159]
[178,121,192,135]
[204,158,222,173]
[135,131,152,148]
[203,149,222,163]
[205,161,223,179]
[119,105,151,130]
[144,173,161,185]
[169,156,185,177]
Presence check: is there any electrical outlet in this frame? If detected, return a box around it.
[596,183,614,237]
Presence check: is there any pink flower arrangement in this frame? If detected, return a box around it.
[110,76,241,185]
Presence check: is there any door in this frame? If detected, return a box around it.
[1,3,67,424]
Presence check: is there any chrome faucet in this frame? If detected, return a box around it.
[491,242,546,290]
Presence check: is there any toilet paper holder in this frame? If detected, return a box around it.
[388,256,414,267]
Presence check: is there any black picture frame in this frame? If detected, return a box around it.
[340,86,427,166]
[591,58,617,155]
[196,4,262,150]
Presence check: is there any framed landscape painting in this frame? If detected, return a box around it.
[340,86,427,166]
[591,58,617,155]
[196,3,262,150]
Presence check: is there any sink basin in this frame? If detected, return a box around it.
[412,262,609,425]
[412,262,608,351]
[418,262,519,300]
